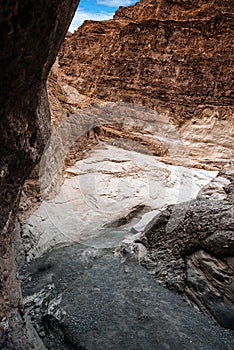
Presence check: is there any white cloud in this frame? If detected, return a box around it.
[97,0,135,7]
[69,8,114,32]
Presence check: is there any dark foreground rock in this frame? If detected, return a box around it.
[22,244,234,350]
[0,1,79,348]
[140,170,234,329]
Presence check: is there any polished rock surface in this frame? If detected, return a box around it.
[21,144,217,260]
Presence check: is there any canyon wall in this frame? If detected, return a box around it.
[59,0,234,126]
[0,1,79,348]
[58,0,234,170]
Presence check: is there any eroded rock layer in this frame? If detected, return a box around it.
[114,0,233,21]
[59,0,234,127]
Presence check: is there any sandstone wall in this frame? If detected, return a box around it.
[59,0,234,126]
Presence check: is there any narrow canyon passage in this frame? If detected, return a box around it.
[0,0,234,349]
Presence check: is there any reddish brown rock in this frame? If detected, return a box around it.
[186,250,234,330]
[114,0,233,21]
[47,58,93,129]
[59,0,234,126]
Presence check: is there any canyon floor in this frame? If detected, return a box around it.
[21,244,234,350]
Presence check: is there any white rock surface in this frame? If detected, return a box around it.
[179,109,234,168]
[23,144,217,259]
[131,210,160,233]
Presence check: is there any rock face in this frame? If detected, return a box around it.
[59,0,234,126]
[0,1,79,348]
[47,58,92,129]
[9,0,233,347]
[140,170,234,329]
[58,0,234,169]
[114,0,233,21]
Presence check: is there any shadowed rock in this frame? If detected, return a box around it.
[141,171,234,329]
[22,244,234,350]
[0,1,79,348]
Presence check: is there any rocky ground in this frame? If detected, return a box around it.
[20,243,234,350]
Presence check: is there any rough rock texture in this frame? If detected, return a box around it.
[47,58,93,129]
[114,0,233,21]
[140,170,234,329]
[0,1,79,348]
[59,0,234,126]
[21,244,234,350]
[57,0,234,170]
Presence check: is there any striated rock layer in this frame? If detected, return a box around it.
[59,0,234,124]
[58,0,234,170]
[0,1,79,348]
[19,143,217,261]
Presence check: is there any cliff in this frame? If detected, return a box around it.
[59,0,234,126]
[114,0,233,21]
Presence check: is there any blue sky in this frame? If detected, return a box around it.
[69,0,138,32]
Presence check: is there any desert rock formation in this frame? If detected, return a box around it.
[59,0,233,125]
[49,0,234,331]
[58,0,234,169]
[9,0,234,348]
